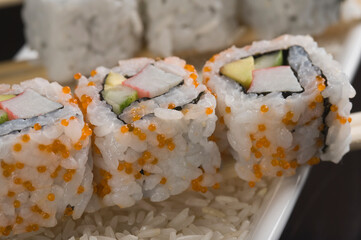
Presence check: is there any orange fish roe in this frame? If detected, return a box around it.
[205,107,213,115]
[50,166,61,178]
[117,162,125,171]
[348,117,352,123]
[203,66,211,72]
[290,160,299,169]
[13,200,21,208]
[125,163,133,174]
[1,225,13,236]
[209,55,216,62]
[271,159,279,166]
[62,86,71,94]
[34,123,42,130]
[37,166,47,173]
[13,143,22,152]
[16,216,23,224]
[330,105,338,112]
[248,181,256,188]
[280,160,290,170]
[293,145,300,151]
[47,193,55,201]
[61,119,69,126]
[91,69,97,77]
[254,151,262,159]
[134,172,142,179]
[276,171,283,177]
[139,132,147,141]
[22,134,30,143]
[77,185,85,194]
[315,94,323,103]
[249,134,256,141]
[80,123,92,140]
[160,177,167,184]
[336,113,347,124]
[120,125,129,133]
[318,83,326,91]
[225,106,231,113]
[309,102,317,109]
[15,162,24,169]
[307,156,320,165]
[148,123,157,131]
[23,181,35,191]
[14,177,22,185]
[168,103,176,109]
[190,73,197,80]
[212,183,220,189]
[260,105,269,113]
[87,81,95,86]
[184,64,195,72]
[203,77,210,84]
[80,94,93,112]
[74,73,82,80]
[7,191,15,197]
[133,127,141,136]
[167,142,176,151]
[316,75,324,82]
[151,158,158,165]
[191,175,207,193]
[68,97,79,105]
[258,124,266,132]
[74,142,83,150]
[64,206,74,216]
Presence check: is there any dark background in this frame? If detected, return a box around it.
[1,4,361,240]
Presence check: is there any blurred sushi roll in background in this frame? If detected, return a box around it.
[0,79,93,237]
[144,0,243,57]
[203,35,355,184]
[22,0,143,83]
[75,57,221,211]
[237,0,343,38]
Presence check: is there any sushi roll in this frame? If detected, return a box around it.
[0,79,92,236]
[202,35,355,184]
[144,0,242,57]
[75,57,221,210]
[22,0,143,83]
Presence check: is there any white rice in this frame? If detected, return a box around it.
[8,177,278,240]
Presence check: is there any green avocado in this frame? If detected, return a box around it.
[0,110,8,124]
[0,94,16,102]
[254,50,283,69]
[220,56,254,90]
[102,86,138,115]
[104,72,126,91]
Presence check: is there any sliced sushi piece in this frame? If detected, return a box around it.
[0,78,92,237]
[248,66,302,93]
[203,35,355,184]
[75,57,221,211]
[0,89,62,120]
[123,64,183,98]
[0,110,8,124]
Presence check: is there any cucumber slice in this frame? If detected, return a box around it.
[0,94,16,102]
[104,72,126,91]
[103,86,138,114]
[220,56,254,90]
[254,50,283,69]
[0,110,8,124]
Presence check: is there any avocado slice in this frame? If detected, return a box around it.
[0,94,16,102]
[220,56,254,90]
[0,110,8,124]
[104,72,126,91]
[102,86,138,115]
[254,50,283,69]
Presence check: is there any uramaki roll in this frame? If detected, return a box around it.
[202,35,355,184]
[0,78,92,237]
[75,57,221,211]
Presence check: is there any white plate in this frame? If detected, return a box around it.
[249,24,361,240]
